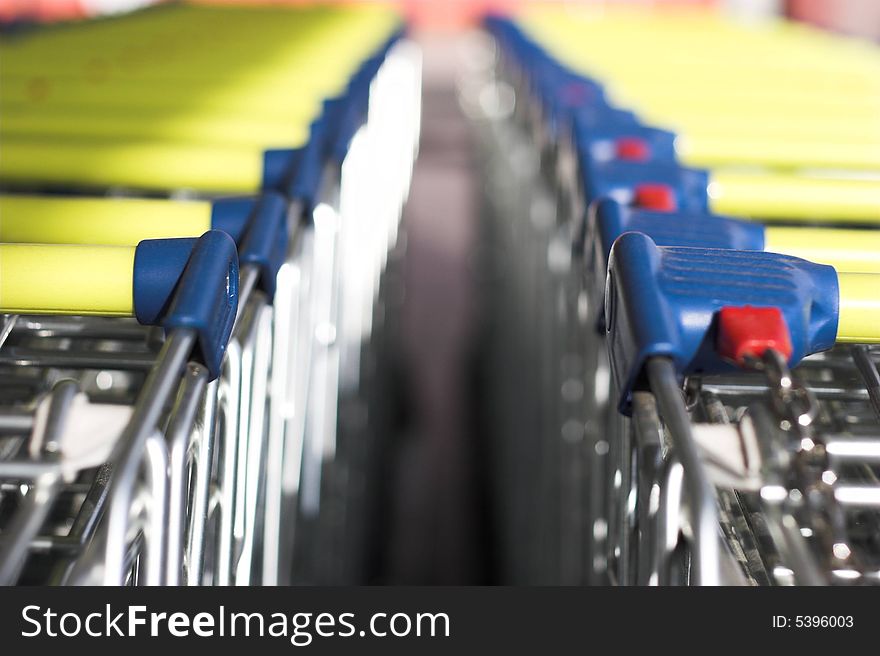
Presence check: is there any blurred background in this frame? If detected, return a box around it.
[3,1,880,38]
[2,0,878,585]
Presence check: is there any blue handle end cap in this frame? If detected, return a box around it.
[287,116,328,208]
[606,232,839,415]
[581,127,678,164]
[210,197,256,242]
[262,148,299,192]
[238,191,289,299]
[587,200,767,333]
[583,162,711,212]
[133,237,198,326]
[133,232,239,379]
[164,231,239,381]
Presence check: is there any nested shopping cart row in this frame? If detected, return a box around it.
[0,3,421,585]
[480,8,880,585]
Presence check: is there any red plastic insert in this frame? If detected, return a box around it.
[717,306,793,366]
[634,183,678,212]
[615,137,650,162]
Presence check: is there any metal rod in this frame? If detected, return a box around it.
[825,437,880,463]
[834,485,880,509]
[164,363,209,585]
[0,379,81,585]
[0,349,156,370]
[215,341,242,586]
[143,432,169,586]
[0,473,61,585]
[186,378,218,586]
[0,314,18,351]
[646,357,721,586]
[851,345,880,420]
[68,329,196,585]
[0,410,34,434]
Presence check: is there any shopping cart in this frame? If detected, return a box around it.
[284,34,421,584]
[0,231,239,585]
[0,3,420,586]
[478,8,880,585]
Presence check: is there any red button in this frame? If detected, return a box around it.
[717,306,793,366]
[634,183,678,212]
[615,137,650,161]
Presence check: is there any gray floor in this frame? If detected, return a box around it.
[385,33,487,584]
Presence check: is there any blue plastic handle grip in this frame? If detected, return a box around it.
[605,232,839,414]
[486,15,690,174]
[486,15,615,140]
[328,29,402,168]
[572,106,641,134]
[533,67,608,139]
[582,161,711,211]
[210,193,289,298]
[331,41,394,166]
[288,114,330,209]
[586,199,766,332]
[211,197,256,242]
[262,148,299,192]
[589,199,766,280]
[578,126,678,164]
[163,230,239,381]
[571,162,711,257]
[291,29,403,205]
[133,238,197,326]
[132,231,239,380]
[238,191,289,298]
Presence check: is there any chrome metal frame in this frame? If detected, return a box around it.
[0,38,422,587]
[474,32,880,586]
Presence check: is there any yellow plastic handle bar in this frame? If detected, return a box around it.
[517,9,880,165]
[0,139,265,193]
[0,244,134,316]
[0,77,330,119]
[678,135,880,172]
[10,6,391,47]
[0,8,396,93]
[837,272,880,343]
[0,5,398,78]
[0,108,311,150]
[765,227,880,274]
[655,114,880,148]
[708,172,880,223]
[520,8,880,78]
[0,4,402,191]
[608,87,880,120]
[0,195,212,245]
[0,3,400,151]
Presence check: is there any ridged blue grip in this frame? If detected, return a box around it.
[606,232,839,414]
[589,199,766,280]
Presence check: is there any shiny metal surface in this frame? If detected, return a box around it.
[472,35,880,585]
